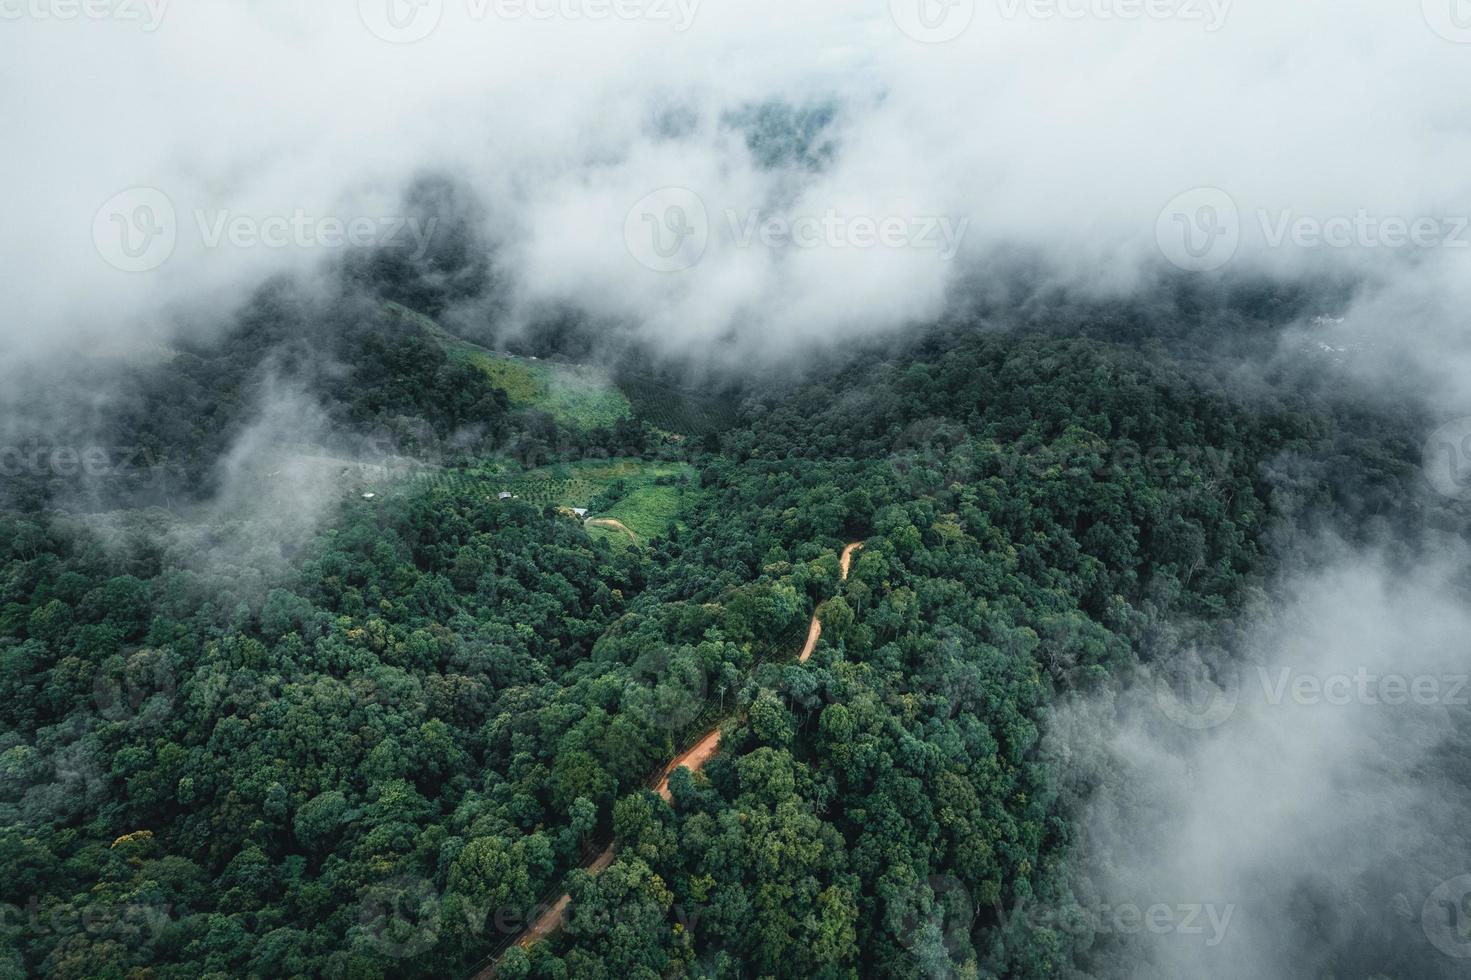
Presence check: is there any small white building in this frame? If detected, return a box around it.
[499,492,514,501]
[573,508,589,518]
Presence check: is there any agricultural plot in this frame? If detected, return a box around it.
[593,485,686,541]
[617,376,740,437]
[419,458,696,546]
[384,301,631,431]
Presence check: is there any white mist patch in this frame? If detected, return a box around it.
[1050,544,1471,979]
[187,378,426,580]
[9,0,1471,376]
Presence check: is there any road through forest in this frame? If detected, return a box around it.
[473,541,864,977]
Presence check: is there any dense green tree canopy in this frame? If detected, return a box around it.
[0,319,1440,978]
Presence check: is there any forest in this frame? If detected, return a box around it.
[0,267,1453,979]
[12,4,1471,976]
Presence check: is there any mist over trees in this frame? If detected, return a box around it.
[3,266,1460,979]
[6,5,1471,972]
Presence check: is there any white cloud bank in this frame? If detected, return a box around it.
[4,0,1471,373]
[1050,544,1471,978]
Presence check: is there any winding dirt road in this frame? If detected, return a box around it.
[798,542,865,663]
[654,727,723,802]
[473,541,863,977]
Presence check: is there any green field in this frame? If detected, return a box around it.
[593,484,686,541]
[384,302,743,439]
[385,302,631,431]
[465,354,630,431]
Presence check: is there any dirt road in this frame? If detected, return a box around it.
[654,727,722,802]
[510,847,616,949]
[483,728,725,973]
[798,542,864,663]
[585,517,638,543]
[474,540,863,977]
[796,616,824,663]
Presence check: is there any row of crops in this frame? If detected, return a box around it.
[410,460,694,515]
[616,376,740,437]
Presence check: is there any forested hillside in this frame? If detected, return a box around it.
[0,316,1438,978]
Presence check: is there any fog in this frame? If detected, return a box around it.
[7,1,1471,376]
[8,4,1471,977]
[1048,538,1471,978]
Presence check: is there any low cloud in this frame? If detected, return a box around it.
[5,1,1471,380]
[1050,541,1471,978]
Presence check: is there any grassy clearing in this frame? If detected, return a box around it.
[385,301,631,431]
[463,353,631,431]
[596,485,685,541]
[468,355,542,404]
